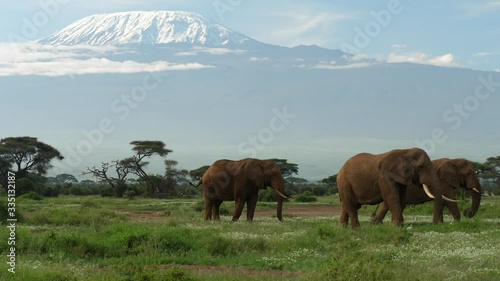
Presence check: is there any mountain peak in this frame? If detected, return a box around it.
[40,11,252,47]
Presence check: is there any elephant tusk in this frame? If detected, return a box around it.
[472,188,480,194]
[422,184,435,199]
[442,195,458,203]
[275,189,292,200]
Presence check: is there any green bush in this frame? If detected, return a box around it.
[259,189,279,202]
[19,191,43,200]
[100,185,114,197]
[41,186,59,197]
[69,186,83,195]
[123,186,139,199]
[0,199,23,224]
[295,193,318,202]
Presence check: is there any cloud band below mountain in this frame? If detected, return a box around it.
[0,43,212,77]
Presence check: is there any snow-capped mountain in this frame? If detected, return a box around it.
[40,11,253,47]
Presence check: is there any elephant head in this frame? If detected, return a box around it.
[381,148,436,196]
[435,158,481,218]
[380,148,457,223]
[238,159,291,221]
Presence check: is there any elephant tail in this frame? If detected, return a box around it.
[189,180,202,187]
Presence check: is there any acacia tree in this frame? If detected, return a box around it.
[321,174,338,194]
[0,137,64,178]
[122,141,172,195]
[0,157,11,188]
[267,158,299,178]
[164,159,188,195]
[83,160,131,197]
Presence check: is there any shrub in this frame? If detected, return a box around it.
[123,185,140,199]
[19,191,43,200]
[100,185,114,197]
[69,186,83,195]
[259,189,279,202]
[0,198,23,224]
[193,200,204,212]
[41,186,59,197]
[295,193,318,202]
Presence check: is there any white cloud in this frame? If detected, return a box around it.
[473,51,499,57]
[175,47,246,56]
[387,52,458,67]
[249,57,269,62]
[259,9,353,47]
[391,44,407,50]
[0,42,211,77]
[0,42,119,63]
[460,1,500,17]
[313,62,374,70]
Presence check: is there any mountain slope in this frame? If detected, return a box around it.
[40,11,253,47]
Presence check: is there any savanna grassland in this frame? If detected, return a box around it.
[1,195,499,281]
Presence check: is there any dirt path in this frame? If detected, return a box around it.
[256,205,341,218]
[119,205,341,222]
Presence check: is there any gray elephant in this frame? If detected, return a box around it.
[337,148,457,229]
[192,158,291,221]
[372,158,481,223]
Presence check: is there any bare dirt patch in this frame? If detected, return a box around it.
[256,205,341,218]
[114,209,172,222]
[179,265,303,279]
[119,205,341,222]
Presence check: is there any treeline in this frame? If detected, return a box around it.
[1,136,499,200]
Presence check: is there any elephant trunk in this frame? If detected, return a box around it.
[277,196,283,221]
[271,178,287,221]
[464,176,481,218]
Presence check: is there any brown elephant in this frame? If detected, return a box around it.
[372,158,481,223]
[193,158,291,221]
[337,148,457,228]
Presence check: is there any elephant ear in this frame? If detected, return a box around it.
[379,153,413,185]
[436,160,460,188]
[241,160,265,188]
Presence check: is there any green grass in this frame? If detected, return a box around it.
[0,196,499,280]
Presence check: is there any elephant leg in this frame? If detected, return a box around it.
[212,200,223,220]
[432,198,445,223]
[340,204,349,227]
[342,202,360,229]
[246,194,258,221]
[232,198,245,222]
[373,202,390,224]
[380,183,404,226]
[445,201,461,221]
[204,199,214,221]
[339,186,360,228]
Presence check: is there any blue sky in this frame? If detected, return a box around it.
[2,0,499,71]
